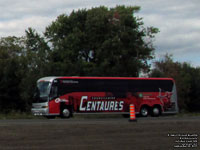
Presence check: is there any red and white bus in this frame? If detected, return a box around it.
[31,76,178,118]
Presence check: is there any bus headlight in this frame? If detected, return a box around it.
[42,106,48,108]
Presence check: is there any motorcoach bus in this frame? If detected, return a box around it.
[31,76,178,118]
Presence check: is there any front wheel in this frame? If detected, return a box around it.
[61,108,71,118]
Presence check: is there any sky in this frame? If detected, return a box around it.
[0,0,199,67]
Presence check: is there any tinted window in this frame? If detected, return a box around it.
[57,79,173,96]
[128,80,173,92]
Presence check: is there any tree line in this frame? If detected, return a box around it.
[0,6,199,113]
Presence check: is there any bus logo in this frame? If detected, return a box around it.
[79,96,124,111]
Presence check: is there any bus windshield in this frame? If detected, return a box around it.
[34,81,51,103]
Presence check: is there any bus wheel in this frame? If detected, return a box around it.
[61,108,71,118]
[152,106,161,117]
[140,106,149,117]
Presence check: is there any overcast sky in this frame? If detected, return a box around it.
[0,0,199,67]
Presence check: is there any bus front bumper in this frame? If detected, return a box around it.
[31,108,49,116]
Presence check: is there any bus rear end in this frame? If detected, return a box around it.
[162,81,179,114]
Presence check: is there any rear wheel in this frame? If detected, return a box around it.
[140,106,149,117]
[151,106,161,117]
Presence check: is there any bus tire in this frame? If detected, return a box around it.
[140,106,149,117]
[151,106,161,117]
[61,107,71,118]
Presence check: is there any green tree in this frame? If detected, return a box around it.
[45,6,158,76]
[25,28,50,76]
[18,28,51,111]
[0,36,24,112]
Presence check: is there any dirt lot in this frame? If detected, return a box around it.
[0,116,199,150]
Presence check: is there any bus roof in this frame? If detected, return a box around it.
[38,76,174,82]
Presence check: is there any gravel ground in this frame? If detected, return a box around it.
[0,116,199,150]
